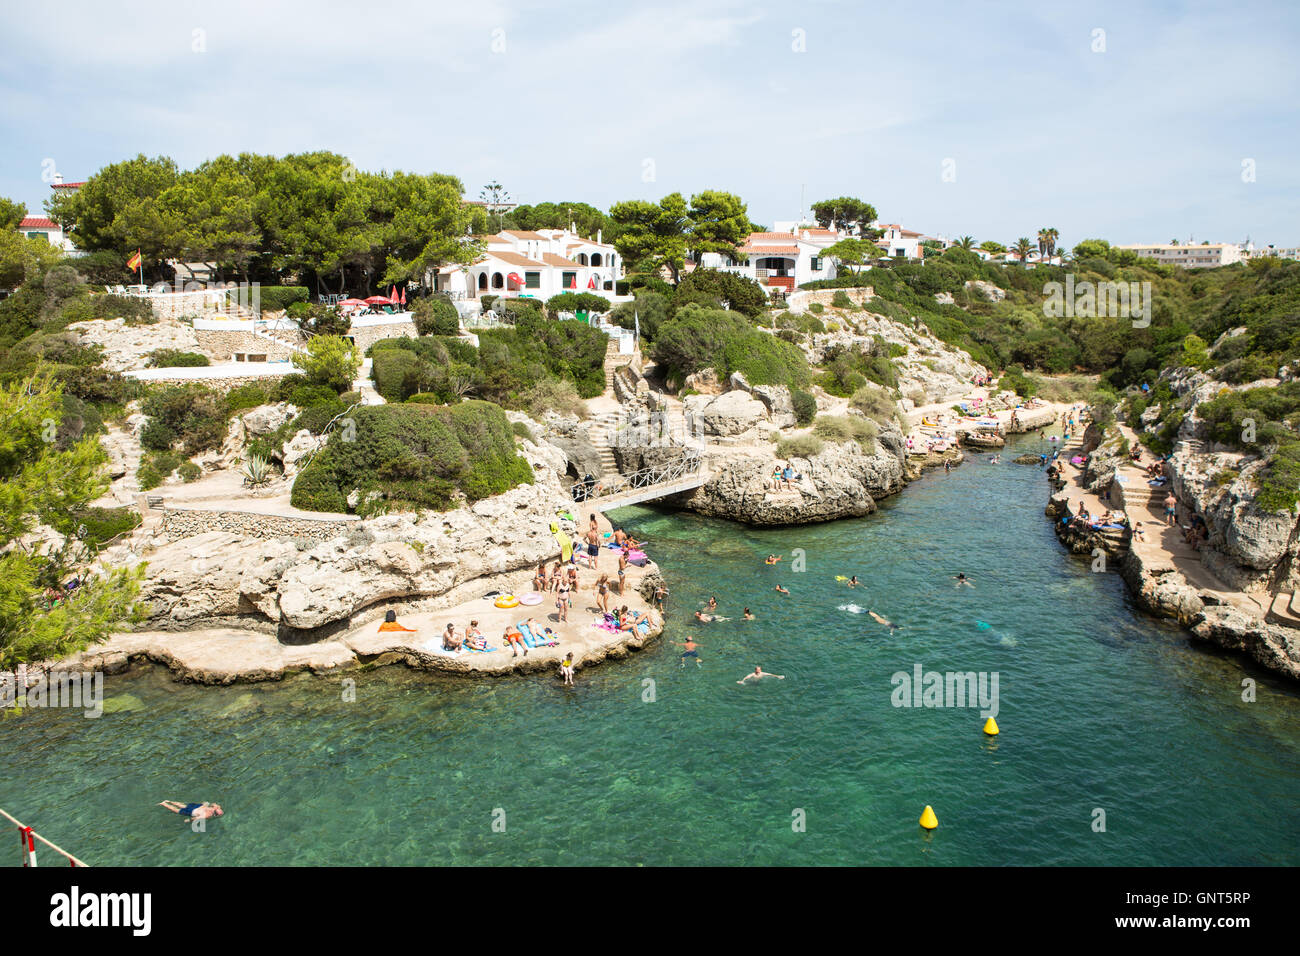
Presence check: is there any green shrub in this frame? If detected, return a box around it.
[71,506,141,546]
[256,286,309,312]
[813,415,878,447]
[292,401,532,513]
[790,388,818,426]
[545,292,609,318]
[372,349,420,402]
[141,383,230,455]
[652,305,809,388]
[291,403,345,435]
[776,434,824,459]
[412,295,460,336]
[849,384,898,424]
[831,290,854,309]
[500,297,545,324]
[673,269,767,317]
[224,383,272,414]
[406,393,444,405]
[809,302,824,314]
[137,450,183,490]
[178,461,202,482]
[523,379,588,419]
[146,349,209,368]
[511,420,535,442]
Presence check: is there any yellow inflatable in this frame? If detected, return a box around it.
[494,595,519,609]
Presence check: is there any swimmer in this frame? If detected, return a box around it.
[774,585,789,595]
[765,554,781,565]
[954,573,974,588]
[707,596,717,610]
[673,637,702,667]
[743,607,755,620]
[847,575,860,588]
[159,800,223,820]
[694,610,715,623]
[869,610,900,632]
[737,666,785,684]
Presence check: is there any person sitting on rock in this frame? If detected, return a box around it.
[465,620,488,651]
[378,610,416,633]
[442,622,462,653]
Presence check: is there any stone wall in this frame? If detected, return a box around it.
[147,290,230,322]
[138,372,295,391]
[789,287,874,314]
[351,321,418,352]
[159,508,356,542]
[194,329,297,362]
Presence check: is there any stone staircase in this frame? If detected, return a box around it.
[585,410,622,477]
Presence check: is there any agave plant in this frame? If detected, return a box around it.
[240,452,273,488]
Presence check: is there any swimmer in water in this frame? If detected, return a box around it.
[673,637,702,666]
[159,800,223,820]
[954,573,974,587]
[847,575,860,588]
[737,666,784,684]
[743,608,755,620]
[707,596,717,610]
[765,554,781,565]
[774,585,789,595]
[694,610,715,623]
[869,610,900,632]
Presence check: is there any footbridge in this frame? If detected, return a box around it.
[576,452,708,511]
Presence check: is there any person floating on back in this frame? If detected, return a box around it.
[159,800,223,820]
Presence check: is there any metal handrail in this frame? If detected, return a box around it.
[577,452,705,503]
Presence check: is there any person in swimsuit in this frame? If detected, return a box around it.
[954,573,973,588]
[442,622,462,652]
[465,620,487,651]
[159,800,223,820]
[774,585,789,595]
[504,627,528,657]
[869,610,900,632]
[1164,492,1178,526]
[674,637,702,666]
[848,576,859,587]
[653,584,669,611]
[617,550,628,595]
[595,574,611,613]
[693,610,716,623]
[533,563,547,592]
[743,608,755,620]
[765,554,781,565]
[560,652,575,686]
[737,666,784,684]
[585,525,601,568]
[556,581,571,622]
[707,596,717,610]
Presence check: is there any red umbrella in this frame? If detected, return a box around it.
[364,295,393,305]
[399,288,407,306]
[507,272,523,287]
[568,274,578,291]
[389,285,398,301]
[587,275,598,290]
[338,298,367,307]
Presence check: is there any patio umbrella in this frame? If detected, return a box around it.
[364,295,393,305]
[389,285,398,301]
[399,288,407,306]
[507,272,523,287]
[568,274,578,291]
[338,298,367,308]
[587,275,598,290]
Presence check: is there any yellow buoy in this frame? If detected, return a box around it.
[983,716,999,736]
[919,805,938,830]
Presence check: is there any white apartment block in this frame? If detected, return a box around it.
[1117,243,1244,269]
[698,226,841,293]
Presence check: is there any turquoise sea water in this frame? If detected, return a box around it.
[3,439,1298,866]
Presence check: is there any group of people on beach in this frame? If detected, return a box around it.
[768,462,801,491]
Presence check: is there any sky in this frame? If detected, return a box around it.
[2,0,1297,249]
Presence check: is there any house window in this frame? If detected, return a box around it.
[562,272,576,289]
[590,253,602,266]
[525,272,540,289]
[811,257,822,271]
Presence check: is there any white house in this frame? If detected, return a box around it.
[875,224,923,259]
[1116,242,1244,269]
[17,216,75,252]
[698,227,842,294]
[433,228,622,303]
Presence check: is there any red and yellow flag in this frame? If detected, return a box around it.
[126,249,142,271]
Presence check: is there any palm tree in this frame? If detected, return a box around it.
[1037,229,1050,261]
[1013,237,1033,265]
[957,235,975,250]
[1043,227,1059,263]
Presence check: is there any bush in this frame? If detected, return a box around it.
[615,275,673,297]
[140,383,229,454]
[412,295,460,336]
[775,434,824,459]
[522,379,588,420]
[137,450,183,490]
[849,384,898,424]
[545,292,609,318]
[291,335,359,391]
[791,388,818,425]
[673,269,767,317]
[224,383,272,414]
[256,286,309,312]
[146,349,209,368]
[291,404,345,435]
[292,401,532,513]
[372,348,419,402]
[999,365,1037,399]
[831,290,854,309]
[499,297,545,324]
[813,415,878,447]
[140,418,177,452]
[511,420,535,442]
[611,291,671,343]
[808,302,824,314]
[652,305,809,388]
[71,506,141,546]
[178,461,202,482]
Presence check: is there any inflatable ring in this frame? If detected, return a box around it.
[494,595,520,608]
[519,592,544,606]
